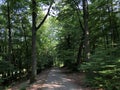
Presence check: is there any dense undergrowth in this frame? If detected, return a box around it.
[80,47,120,90]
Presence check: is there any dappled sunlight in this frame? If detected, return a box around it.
[42,83,64,88]
[62,77,72,81]
[27,84,43,90]
[7,68,91,90]
[27,68,78,90]
[41,68,84,90]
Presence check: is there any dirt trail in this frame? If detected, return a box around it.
[8,68,91,90]
[41,68,86,90]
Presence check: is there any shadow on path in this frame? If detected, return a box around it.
[41,68,83,90]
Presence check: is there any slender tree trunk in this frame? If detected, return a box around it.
[7,0,12,62]
[82,0,90,61]
[107,0,119,47]
[21,20,30,78]
[72,0,85,64]
[107,1,114,47]
[7,0,12,84]
[4,30,7,55]
[76,33,85,64]
[65,34,71,49]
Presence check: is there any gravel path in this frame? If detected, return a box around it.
[42,68,83,90]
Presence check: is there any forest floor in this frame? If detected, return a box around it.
[7,67,100,90]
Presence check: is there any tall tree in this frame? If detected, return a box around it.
[72,0,85,64]
[30,0,52,83]
[82,0,90,61]
[30,0,37,83]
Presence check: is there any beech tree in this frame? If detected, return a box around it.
[30,0,53,83]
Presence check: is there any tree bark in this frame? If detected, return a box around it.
[7,0,12,62]
[72,0,85,64]
[82,0,90,61]
[30,0,37,83]
[76,34,85,64]
[7,0,13,84]
[21,19,30,79]
[30,0,52,83]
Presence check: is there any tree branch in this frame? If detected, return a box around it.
[36,2,53,31]
[72,0,85,32]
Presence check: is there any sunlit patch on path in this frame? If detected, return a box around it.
[41,68,83,90]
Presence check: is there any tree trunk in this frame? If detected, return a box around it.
[82,0,90,61]
[76,33,85,64]
[7,0,12,62]
[7,0,12,84]
[30,0,52,83]
[21,19,30,78]
[72,1,85,64]
[30,0,37,83]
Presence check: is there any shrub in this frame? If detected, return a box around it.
[80,47,120,90]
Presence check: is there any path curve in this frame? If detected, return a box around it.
[42,68,83,90]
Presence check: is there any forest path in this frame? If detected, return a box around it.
[8,67,91,90]
[41,67,85,90]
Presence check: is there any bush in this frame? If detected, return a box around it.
[80,47,120,90]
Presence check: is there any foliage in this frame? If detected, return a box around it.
[80,47,120,89]
[56,1,82,68]
[0,60,14,88]
[0,0,120,88]
[0,0,55,86]
[0,60,14,72]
